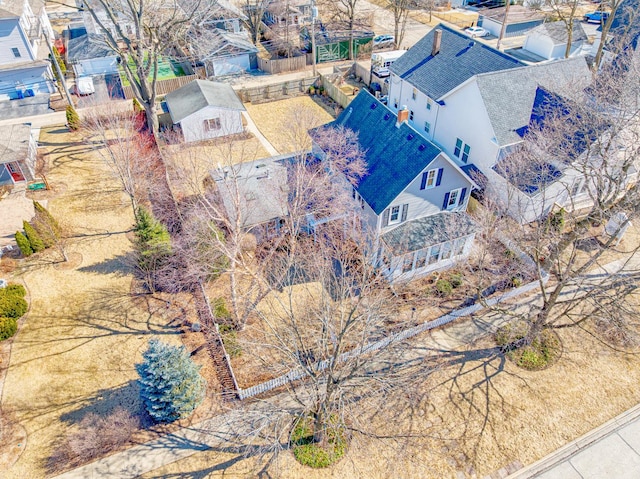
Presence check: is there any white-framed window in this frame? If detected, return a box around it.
[393,98,398,109]
[447,188,461,209]
[204,118,221,131]
[454,138,463,157]
[424,121,431,134]
[441,241,453,260]
[415,249,428,269]
[428,244,440,264]
[570,177,586,196]
[11,47,20,58]
[402,253,413,273]
[426,99,432,110]
[454,138,471,163]
[409,110,414,121]
[462,144,471,163]
[420,168,438,190]
[454,237,466,256]
[412,88,417,100]
[389,205,401,224]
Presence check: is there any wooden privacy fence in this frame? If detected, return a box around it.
[319,73,355,109]
[236,77,317,103]
[257,55,308,74]
[121,74,198,100]
[235,270,548,400]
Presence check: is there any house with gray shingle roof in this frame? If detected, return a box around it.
[317,90,478,283]
[164,79,246,143]
[522,20,588,61]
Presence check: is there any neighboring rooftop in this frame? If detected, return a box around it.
[324,90,443,215]
[529,20,587,45]
[164,79,245,124]
[478,5,546,25]
[390,23,524,100]
[0,124,32,165]
[475,56,591,146]
[212,156,289,228]
[0,7,18,19]
[67,33,113,63]
[381,212,476,255]
[187,28,258,63]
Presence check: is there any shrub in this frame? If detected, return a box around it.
[15,231,33,257]
[213,297,230,320]
[291,415,347,468]
[547,208,565,233]
[0,295,28,319]
[504,249,517,260]
[33,201,61,247]
[3,283,26,298]
[435,279,453,296]
[23,221,45,252]
[0,317,17,341]
[511,276,523,288]
[450,273,463,288]
[136,339,206,423]
[495,323,560,370]
[66,105,80,131]
[219,324,242,358]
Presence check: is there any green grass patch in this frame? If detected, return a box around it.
[119,57,186,86]
[496,322,561,370]
[291,415,348,468]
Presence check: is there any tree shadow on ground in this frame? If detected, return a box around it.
[77,252,135,276]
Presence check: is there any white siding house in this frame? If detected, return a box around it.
[0,1,55,119]
[316,91,479,283]
[164,79,245,143]
[0,123,37,186]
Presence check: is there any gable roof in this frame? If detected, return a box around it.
[0,124,32,165]
[188,28,258,62]
[325,90,444,215]
[475,56,591,146]
[529,20,587,45]
[67,33,114,63]
[164,79,245,123]
[212,156,289,227]
[389,23,524,100]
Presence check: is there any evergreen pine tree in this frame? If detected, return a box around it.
[23,221,45,252]
[134,207,172,268]
[32,201,60,247]
[15,231,33,257]
[136,339,206,423]
[66,105,80,131]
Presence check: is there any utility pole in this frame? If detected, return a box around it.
[311,0,317,76]
[43,27,73,105]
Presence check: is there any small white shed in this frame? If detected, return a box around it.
[523,21,588,60]
[164,80,245,143]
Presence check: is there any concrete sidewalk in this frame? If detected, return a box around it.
[507,405,640,479]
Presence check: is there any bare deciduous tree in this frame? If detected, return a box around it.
[82,0,215,133]
[481,59,640,348]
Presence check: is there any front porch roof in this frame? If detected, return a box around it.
[0,124,32,165]
[381,212,476,256]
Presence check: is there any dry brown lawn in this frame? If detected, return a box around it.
[138,314,640,478]
[244,97,334,154]
[0,126,215,478]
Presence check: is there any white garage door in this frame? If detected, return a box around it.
[212,55,250,76]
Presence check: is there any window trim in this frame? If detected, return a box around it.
[447,188,461,209]
[389,205,401,224]
[421,168,437,190]
[204,118,221,131]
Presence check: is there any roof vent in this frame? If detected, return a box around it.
[469,41,475,47]
[370,102,378,109]
[418,144,426,151]
[384,113,390,120]
[407,133,414,141]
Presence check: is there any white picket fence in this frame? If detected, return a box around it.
[236,271,548,400]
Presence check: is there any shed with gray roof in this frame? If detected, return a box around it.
[164,79,245,143]
[523,20,588,60]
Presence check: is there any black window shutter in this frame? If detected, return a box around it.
[382,208,389,226]
[442,192,450,210]
[420,172,428,190]
[460,188,467,206]
[436,168,443,186]
[401,204,408,222]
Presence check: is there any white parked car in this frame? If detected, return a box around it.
[74,76,95,95]
[464,26,489,38]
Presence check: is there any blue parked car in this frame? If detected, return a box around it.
[583,11,609,23]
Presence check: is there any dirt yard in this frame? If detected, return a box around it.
[0,126,217,478]
[244,96,335,155]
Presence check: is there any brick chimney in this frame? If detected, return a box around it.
[396,105,409,126]
[432,29,442,56]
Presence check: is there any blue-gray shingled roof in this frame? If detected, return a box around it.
[164,79,245,124]
[389,23,524,100]
[326,90,442,215]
